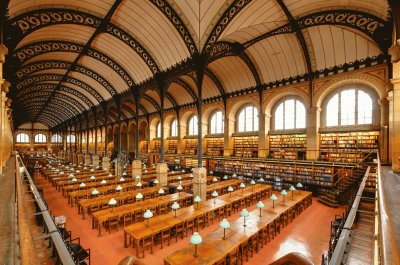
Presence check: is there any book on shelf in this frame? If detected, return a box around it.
[184,139,198,155]
[206,137,224,156]
[233,136,258,158]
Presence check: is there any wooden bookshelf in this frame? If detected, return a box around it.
[184,139,198,155]
[269,134,306,160]
[209,158,351,194]
[152,140,161,153]
[181,157,206,168]
[167,140,178,154]
[233,136,258,158]
[139,141,148,153]
[320,131,379,163]
[206,137,224,156]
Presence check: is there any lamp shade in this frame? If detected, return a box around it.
[83,167,87,170]
[76,170,80,173]
[59,171,64,175]
[194,196,201,203]
[223,175,228,180]
[144,169,148,173]
[136,193,143,200]
[258,177,265,183]
[270,194,278,201]
[103,168,108,171]
[79,182,86,188]
[189,173,194,178]
[69,174,74,178]
[212,177,218,182]
[108,198,117,206]
[227,186,234,192]
[101,180,107,184]
[177,185,183,191]
[280,190,288,196]
[91,189,99,195]
[143,209,153,219]
[219,219,230,229]
[136,175,141,180]
[209,171,213,175]
[90,175,95,180]
[177,176,182,180]
[120,177,125,182]
[257,201,265,209]
[96,166,100,169]
[181,169,185,173]
[90,169,94,172]
[212,191,218,197]
[289,185,296,191]
[250,180,256,185]
[158,188,165,195]
[240,209,249,217]
[72,178,77,182]
[122,172,127,176]
[108,174,113,177]
[239,183,246,189]
[190,232,202,245]
[296,182,303,188]
[172,171,175,174]
[136,182,142,187]
[116,185,123,191]
[171,202,180,210]
[153,179,159,184]
[232,173,237,178]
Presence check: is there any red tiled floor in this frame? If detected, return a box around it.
[35,173,344,265]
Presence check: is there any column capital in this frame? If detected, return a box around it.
[307,106,321,114]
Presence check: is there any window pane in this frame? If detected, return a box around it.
[296,101,306,129]
[275,104,284,130]
[238,111,245,132]
[358,91,372,125]
[157,123,161,138]
[326,94,339,126]
[284,99,295,129]
[188,116,198,135]
[16,133,29,143]
[341,90,355,125]
[171,120,177,137]
[210,111,224,134]
[35,134,47,143]
[253,107,259,131]
[245,107,253,132]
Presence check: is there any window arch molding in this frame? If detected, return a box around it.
[16,133,30,143]
[208,109,224,135]
[187,114,198,136]
[271,96,307,132]
[170,119,178,137]
[235,104,259,133]
[321,85,380,129]
[51,134,62,143]
[34,133,47,143]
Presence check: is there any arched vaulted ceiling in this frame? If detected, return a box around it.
[2,0,392,129]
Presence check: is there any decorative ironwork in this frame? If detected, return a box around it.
[142,94,160,111]
[16,73,105,103]
[149,0,197,55]
[204,0,252,51]
[9,8,159,74]
[174,78,198,101]
[165,92,178,107]
[22,93,86,112]
[14,40,135,87]
[205,69,225,97]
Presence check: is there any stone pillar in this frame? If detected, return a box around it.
[132,159,142,180]
[258,113,271,158]
[223,117,234,156]
[156,162,168,186]
[379,97,390,163]
[92,155,100,168]
[306,107,321,160]
[77,154,84,165]
[73,153,78,164]
[192,167,207,201]
[391,83,400,171]
[102,157,110,171]
[84,154,91,166]
[388,91,393,164]
[115,158,123,177]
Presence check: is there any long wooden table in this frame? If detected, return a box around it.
[123,184,271,258]
[164,191,312,265]
[61,178,140,196]
[92,192,193,236]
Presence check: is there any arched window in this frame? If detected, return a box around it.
[188,115,198,136]
[51,134,62,143]
[16,133,29,143]
[66,134,76,143]
[210,111,224,134]
[326,89,373,127]
[171,119,178,137]
[274,99,306,130]
[34,134,47,143]
[156,122,161,138]
[237,105,258,132]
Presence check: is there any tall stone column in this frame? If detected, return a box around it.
[92,155,99,168]
[379,97,390,163]
[306,107,321,160]
[192,167,207,201]
[84,154,91,166]
[102,157,110,171]
[258,113,271,158]
[389,41,400,170]
[156,162,168,186]
[387,91,393,164]
[131,159,142,180]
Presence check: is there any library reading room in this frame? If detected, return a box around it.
[1,0,400,265]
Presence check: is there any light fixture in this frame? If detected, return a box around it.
[289,185,296,197]
[171,202,180,217]
[250,179,256,191]
[120,177,125,182]
[209,171,213,175]
[219,219,230,240]
[135,175,141,181]
[136,193,143,205]
[158,188,165,199]
[232,173,237,178]
[72,177,77,182]
[108,173,113,178]
[101,179,107,185]
[190,232,202,258]
[116,185,122,191]
[177,175,182,181]
[91,189,99,196]
[240,209,249,227]
[79,182,86,188]
[227,186,234,197]
[122,172,127,176]
[177,185,183,196]
[240,183,246,193]
[189,173,194,178]
[212,191,218,204]
[96,166,100,169]
[143,209,153,228]
[223,175,228,180]
[90,175,95,181]
[296,182,303,193]
[194,195,201,209]
[257,201,265,217]
[144,169,148,173]
[69,173,74,178]
[59,171,64,175]
[108,198,117,211]
[76,170,80,173]
[153,179,159,185]
[212,177,218,183]
[103,168,108,172]
[281,190,288,204]
[136,182,142,188]
[90,169,94,172]
[270,194,278,208]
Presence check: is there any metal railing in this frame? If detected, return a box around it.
[328,166,371,265]
[15,155,75,265]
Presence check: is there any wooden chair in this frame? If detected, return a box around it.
[134,209,143,222]
[140,235,153,258]
[123,212,134,226]
[206,211,215,226]
[217,207,225,220]
[228,247,241,265]
[174,223,185,242]
[245,196,252,207]
[185,218,195,236]
[158,203,168,215]
[225,204,232,217]
[249,234,259,257]
[160,228,171,249]
[196,214,206,231]
[106,216,119,234]
[240,240,250,263]
[184,196,192,206]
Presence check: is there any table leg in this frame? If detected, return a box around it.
[124,231,127,247]
[135,239,140,258]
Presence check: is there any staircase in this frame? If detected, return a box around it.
[344,201,375,265]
